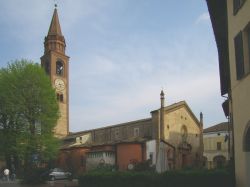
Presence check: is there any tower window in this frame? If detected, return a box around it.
[45,61,50,74]
[57,93,63,102]
[56,61,64,76]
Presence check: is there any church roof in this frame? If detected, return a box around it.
[61,137,149,150]
[203,122,229,133]
[48,8,62,36]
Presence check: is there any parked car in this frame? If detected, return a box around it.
[48,168,72,181]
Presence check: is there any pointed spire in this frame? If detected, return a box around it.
[48,7,62,36]
[44,7,66,54]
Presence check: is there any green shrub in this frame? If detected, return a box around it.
[78,169,235,187]
[21,167,48,184]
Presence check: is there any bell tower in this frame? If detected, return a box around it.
[41,6,69,137]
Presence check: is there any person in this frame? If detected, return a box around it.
[4,168,10,181]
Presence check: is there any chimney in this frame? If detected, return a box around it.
[160,90,165,140]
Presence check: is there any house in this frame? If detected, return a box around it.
[203,122,230,169]
[206,0,250,186]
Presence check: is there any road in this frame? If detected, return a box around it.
[0,179,78,187]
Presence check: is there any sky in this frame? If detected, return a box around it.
[0,0,227,132]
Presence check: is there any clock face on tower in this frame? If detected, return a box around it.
[54,78,65,91]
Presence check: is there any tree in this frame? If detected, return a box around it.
[0,59,59,172]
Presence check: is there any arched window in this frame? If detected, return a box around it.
[245,126,250,152]
[57,93,63,102]
[181,125,188,142]
[56,61,64,76]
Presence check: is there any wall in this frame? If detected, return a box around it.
[91,119,152,144]
[116,143,143,171]
[227,0,250,187]
[58,147,90,175]
[156,142,169,172]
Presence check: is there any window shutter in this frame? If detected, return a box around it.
[234,31,245,80]
[234,0,246,14]
[248,28,250,68]
[233,0,239,14]
[245,127,250,151]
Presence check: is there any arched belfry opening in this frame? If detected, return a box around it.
[56,60,64,76]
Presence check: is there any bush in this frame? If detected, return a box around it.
[79,171,157,187]
[21,167,48,184]
[78,169,235,187]
[134,160,155,172]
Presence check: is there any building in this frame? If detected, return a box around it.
[203,122,230,169]
[58,97,203,174]
[206,0,250,186]
[41,7,203,175]
[41,6,69,138]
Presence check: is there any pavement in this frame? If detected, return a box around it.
[0,179,78,187]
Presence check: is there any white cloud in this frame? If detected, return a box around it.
[196,12,210,24]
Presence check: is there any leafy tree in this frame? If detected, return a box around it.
[0,60,59,172]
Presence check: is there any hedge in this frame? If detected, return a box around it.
[78,169,235,187]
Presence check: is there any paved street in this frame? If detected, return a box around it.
[0,179,78,187]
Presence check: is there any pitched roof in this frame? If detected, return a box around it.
[203,122,229,133]
[48,8,62,36]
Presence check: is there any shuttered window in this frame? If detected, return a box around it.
[233,0,246,14]
[234,31,245,80]
[248,28,250,68]
[245,127,250,152]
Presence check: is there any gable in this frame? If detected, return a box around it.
[165,105,201,134]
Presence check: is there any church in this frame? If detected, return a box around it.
[41,7,203,174]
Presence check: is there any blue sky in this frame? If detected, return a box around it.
[0,0,227,132]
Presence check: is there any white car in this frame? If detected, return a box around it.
[49,168,72,181]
